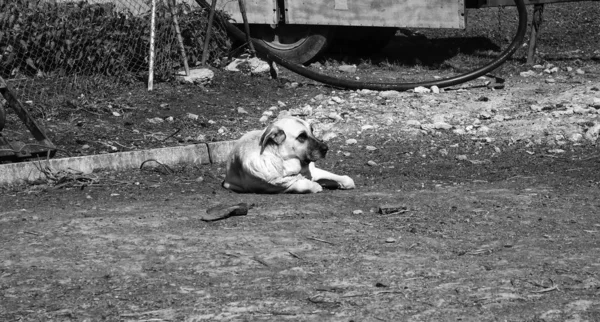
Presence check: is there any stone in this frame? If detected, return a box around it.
[479,111,492,119]
[530,104,544,112]
[361,125,374,131]
[585,124,600,141]
[414,86,431,93]
[520,70,537,77]
[225,57,274,75]
[176,68,214,85]
[187,113,199,120]
[576,68,585,75]
[346,139,358,145]
[201,203,249,222]
[379,90,402,98]
[431,85,440,94]
[147,117,164,124]
[456,155,468,161]
[338,64,357,73]
[259,115,269,123]
[321,132,338,142]
[237,107,248,114]
[385,238,397,243]
[366,146,377,151]
[367,160,378,166]
[546,78,556,84]
[433,121,453,130]
[352,210,364,215]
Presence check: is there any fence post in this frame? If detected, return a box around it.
[526,4,544,65]
[148,0,157,91]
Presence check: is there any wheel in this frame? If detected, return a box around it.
[250,24,335,65]
[331,26,397,56]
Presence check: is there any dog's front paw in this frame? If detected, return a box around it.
[338,176,356,190]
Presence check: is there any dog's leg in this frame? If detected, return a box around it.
[307,163,355,190]
[285,178,323,193]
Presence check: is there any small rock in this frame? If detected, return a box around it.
[585,124,600,141]
[493,115,505,122]
[414,86,431,93]
[201,203,249,222]
[321,132,337,142]
[406,120,421,127]
[176,68,214,85]
[196,134,206,141]
[576,68,585,75]
[546,78,556,84]
[361,125,374,131]
[208,119,216,124]
[379,90,402,98]
[346,139,358,145]
[278,101,286,107]
[431,86,440,94]
[566,66,573,72]
[187,113,199,120]
[331,96,344,104]
[259,115,269,123]
[433,121,452,130]
[365,146,377,151]
[532,64,544,69]
[456,155,468,161]
[358,89,375,95]
[329,112,343,121]
[165,116,174,123]
[352,210,364,215]
[237,107,248,114]
[453,128,467,135]
[338,64,357,73]
[196,176,204,183]
[217,127,226,134]
[530,104,544,112]
[520,70,537,77]
[569,133,583,142]
[367,160,378,166]
[112,111,121,117]
[548,149,565,154]
[479,111,492,120]
[81,144,90,150]
[263,110,274,117]
[385,238,397,243]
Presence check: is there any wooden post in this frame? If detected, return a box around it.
[168,0,190,76]
[527,4,544,65]
[201,0,218,66]
[238,0,256,56]
[148,0,157,91]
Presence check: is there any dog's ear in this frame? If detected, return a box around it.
[259,124,286,152]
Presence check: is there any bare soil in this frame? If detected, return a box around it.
[2,2,600,321]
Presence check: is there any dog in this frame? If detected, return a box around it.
[222,117,355,193]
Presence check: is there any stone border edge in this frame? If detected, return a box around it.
[0,141,236,186]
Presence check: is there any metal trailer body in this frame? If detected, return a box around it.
[220,0,466,29]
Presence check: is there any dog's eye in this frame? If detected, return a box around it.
[297,132,308,143]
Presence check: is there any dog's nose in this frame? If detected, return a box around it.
[320,142,329,156]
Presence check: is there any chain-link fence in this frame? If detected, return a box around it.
[0,0,231,115]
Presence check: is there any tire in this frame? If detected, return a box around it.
[331,26,397,56]
[250,24,335,65]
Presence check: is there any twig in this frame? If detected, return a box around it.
[162,128,181,142]
[306,236,335,245]
[288,251,302,259]
[252,256,269,267]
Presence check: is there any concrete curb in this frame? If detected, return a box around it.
[0,141,236,186]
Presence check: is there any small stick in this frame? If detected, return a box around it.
[307,236,335,245]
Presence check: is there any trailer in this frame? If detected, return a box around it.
[217,0,596,64]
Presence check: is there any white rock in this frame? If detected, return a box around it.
[367,160,378,166]
[208,119,216,124]
[217,127,226,134]
[331,96,344,104]
[277,101,286,107]
[237,107,248,114]
[358,89,375,95]
[346,139,358,145]
[414,86,431,93]
[225,57,274,74]
[566,66,573,72]
[456,155,468,161]
[352,210,364,215]
[433,121,452,130]
[545,78,556,84]
[263,110,274,117]
[112,111,121,117]
[379,90,402,98]
[176,68,214,85]
[431,86,440,94]
[338,64,357,73]
[576,68,585,75]
[548,149,565,154]
[165,116,174,122]
[366,146,377,151]
[329,112,343,121]
[385,238,396,243]
[453,128,467,135]
[569,133,583,142]
[361,125,374,131]
[520,70,537,77]
[259,115,269,123]
[187,113,199,120]
[530,104,544,112]
[585,124,600,141]
[321,132,338,142]
[196,134,206,141]
[532,64,544,69]
[406,120,421,127]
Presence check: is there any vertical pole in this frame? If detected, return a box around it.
[168,0,190,76]
[201,0,218,66]
[526,4,544,65]
[148,0,157,91]
[238,0,256,56]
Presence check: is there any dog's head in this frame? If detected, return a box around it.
[259,117,328,163]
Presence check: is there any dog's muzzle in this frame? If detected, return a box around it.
[307,139,328,162]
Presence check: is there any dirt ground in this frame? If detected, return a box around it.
[2,3,600,321]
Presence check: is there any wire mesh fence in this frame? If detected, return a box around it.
[0,0,231,116]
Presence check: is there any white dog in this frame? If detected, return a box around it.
[222,117,355,193]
